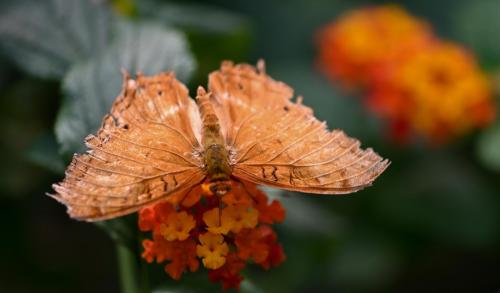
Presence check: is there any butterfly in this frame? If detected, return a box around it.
[50,60,389,221]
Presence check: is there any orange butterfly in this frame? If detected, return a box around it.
[50,61,389,221]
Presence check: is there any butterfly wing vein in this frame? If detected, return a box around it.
[52,73,205,220]
[208,62,389,194]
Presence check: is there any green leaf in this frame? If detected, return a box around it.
[477,123,500,171]
[0,0,113,78]
[25,132,65,173]
[55,21,196,154]
[452,0,500,68]
[137,0,249,34]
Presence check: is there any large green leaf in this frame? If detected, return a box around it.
[55,21,196,154]
[137,0,249,34]
[0,0,113,78]
[477,122,500,172]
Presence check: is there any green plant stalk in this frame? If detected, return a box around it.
[116,243,140,293]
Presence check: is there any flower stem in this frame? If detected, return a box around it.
[116,243,140,293]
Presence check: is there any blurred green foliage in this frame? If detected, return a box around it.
[56,21,195,154]
[0,0,499,292]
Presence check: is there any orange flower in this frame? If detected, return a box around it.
[141,239,155,263]
[203,205,259,234]
[138,206,156,232]
[370,42,495,142]
[254,189,286,224]
[139,179,286,290]
[402,43,494,138]
[160,211,195,241]
[317,5,496,143]
[138,201,176,232]
[208,253,246,291]
[260,243,286,270]
[317,5,432,87]
[203,207,232,235]
[235,225,286,269]
[153,201,176,222]
[196,232,229,269]
[163,239,199,280]
[222,182,253,206]
[141,234,199,280]
[223,205,259,233]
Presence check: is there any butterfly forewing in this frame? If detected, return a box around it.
[208,62,389,193]
[51,73,205,221]
[207,61,294,146]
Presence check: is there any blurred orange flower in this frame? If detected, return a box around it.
[316,5,433,88]
[370,42,495,142]
[138,181,286,290]
[316,4,496,143]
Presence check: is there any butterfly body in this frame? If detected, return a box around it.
[50,61,389,221]
[198,87,233,195]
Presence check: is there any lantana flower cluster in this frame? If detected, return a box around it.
[139,181,286,290]
[316,5,496,143]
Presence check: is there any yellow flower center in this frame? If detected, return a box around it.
[203,205,259,235]
[196,232,229,269]
[160,211,195,241]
